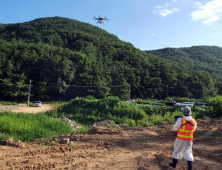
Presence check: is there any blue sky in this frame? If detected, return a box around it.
[1,0,222,50]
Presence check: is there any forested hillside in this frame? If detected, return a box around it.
[146,46,222,94]
[0,17,219,102]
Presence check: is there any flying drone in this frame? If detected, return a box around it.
[93,15,109,25]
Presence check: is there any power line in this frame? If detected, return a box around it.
[31,80,129,88]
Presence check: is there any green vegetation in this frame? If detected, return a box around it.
[0,101,18,105]
[204,96,222,117]
[147,46,222,95]
[0,112,73,141]
[0,16,222,142]
[0,17,220,103]
[0,96,221,142]
[45,96,221,126]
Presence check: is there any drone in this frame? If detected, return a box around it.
[93,15,109,25]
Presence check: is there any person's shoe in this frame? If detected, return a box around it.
[188,161,192,170]
[169,158,178,168]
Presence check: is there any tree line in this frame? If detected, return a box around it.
[0,17,219,102]
[146,46,222,94]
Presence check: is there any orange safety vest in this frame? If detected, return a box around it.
[177,117,195,141]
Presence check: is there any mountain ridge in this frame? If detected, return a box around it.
[0,17,220,101]
[146,46,222,80]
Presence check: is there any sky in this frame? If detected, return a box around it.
[0,0,222,51]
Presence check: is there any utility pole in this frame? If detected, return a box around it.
[27,79,32,107]
[128,84,131,101]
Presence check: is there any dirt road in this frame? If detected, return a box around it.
[0,104,54,113]
[0,119,222,170]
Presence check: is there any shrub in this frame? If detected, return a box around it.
[128,119,136,127]
[85,95,95,100]
[205,96,222,118]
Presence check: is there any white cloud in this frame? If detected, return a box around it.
[154,4,169,9]
[151,33,155,36]
[191,0,222,26]
[194,1,201,6]
[171,0,177,2]
[203,15,220,26]
[153,3,178,17]
[154,5,163,9]
[154,8,179,17]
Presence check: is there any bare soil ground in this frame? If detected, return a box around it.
[0,106,222,170]
[0,104,54,113]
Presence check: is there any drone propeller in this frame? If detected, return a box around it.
[93,15,109,24]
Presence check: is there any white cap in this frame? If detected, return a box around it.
[181,106,192,115]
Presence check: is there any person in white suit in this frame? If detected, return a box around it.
[169,106,197,170]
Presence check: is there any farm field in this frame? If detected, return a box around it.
[0,107,222,170]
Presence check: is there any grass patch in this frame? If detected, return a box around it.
[0,101,18,105]
[52,97,211,127]
[57,97,150,127]
[73,123,89,135]
[0,97,216,142]
[0,112,73,142]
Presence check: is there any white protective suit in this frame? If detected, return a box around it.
[172,115,197,161]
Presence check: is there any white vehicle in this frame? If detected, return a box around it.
[34,101,42,107]
[174,102,194,107]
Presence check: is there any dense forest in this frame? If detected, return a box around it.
[0,17,220,102]
[146,46,222,94]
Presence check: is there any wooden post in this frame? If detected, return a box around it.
[129,84,131,101]
[27,79,32,107]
